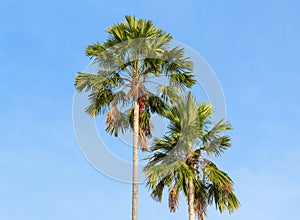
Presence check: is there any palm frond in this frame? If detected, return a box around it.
[85,42,106,57]
[85,89,114,117]
[169,72,196,88]
[156,85,180,103]
[147,93,167,114]
[201,119,233,156]
[75,72,103,92]
[105,106,129,137]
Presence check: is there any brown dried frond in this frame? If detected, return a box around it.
[128,84,148,100]
[137,85,148,98]
[193,150,200,159]
[186,154,197,170]
[194,199,207,220]
[105,106,121,128]
[138,127,148,152]
[168,186,179,212]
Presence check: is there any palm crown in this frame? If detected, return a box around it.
[145,92,240,220]
[75,15,195,149]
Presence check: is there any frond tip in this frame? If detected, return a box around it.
[85,42,106,57]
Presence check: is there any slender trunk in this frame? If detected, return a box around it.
[132,91,139,220]
[188,176,195,220]
[187,140,195,220]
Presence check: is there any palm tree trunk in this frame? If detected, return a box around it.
[188,176,195,220]
[132,97,139,220]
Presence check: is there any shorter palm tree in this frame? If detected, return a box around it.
[144,92,239,220]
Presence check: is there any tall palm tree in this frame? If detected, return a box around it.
[74,15,195,220]
[145,92,240,220]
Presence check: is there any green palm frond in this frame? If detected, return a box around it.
[110,90,128,106]
[169,72,196,88]
[201,161,240,213]
[75,72,124,91]
[147,94,167,114]
[203,162,233,187]
[139,110,152,137]
[157,85,180,103]
[85,89,114,117]
[197,102,213,132]
[75,72,102,92]
[208,183,240,213]
[202,136,231,156]
[85,42,106,57]
[201,119,233,156]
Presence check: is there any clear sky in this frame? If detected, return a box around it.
[1,0,300,219]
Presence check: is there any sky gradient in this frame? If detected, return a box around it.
[1,0,300,219]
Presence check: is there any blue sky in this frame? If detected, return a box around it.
[1,0,300,219]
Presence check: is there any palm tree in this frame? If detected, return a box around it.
[145,92,240,220]
[74,15,195,220]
